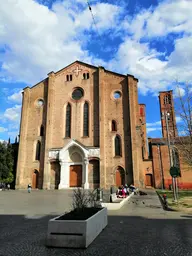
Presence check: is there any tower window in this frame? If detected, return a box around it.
[65,103,71,138]
[112,120,117,132]
[83,102,89,137]
[164,94,171,104]
[115,135,121,156]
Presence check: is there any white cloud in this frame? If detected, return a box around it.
[147,0,192,37]
[8,90,22,103]
[4,105,21,122]
[0,127,8,132]
[176,116,182,123]
[174,87,185,98]
[110,0,192,95]
[0,139,7,143]
[0,0,192,98]
[146,121,161,127]
[147,127,161,132]
[0,0,121,84]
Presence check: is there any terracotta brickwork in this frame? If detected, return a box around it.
[159,90,178,138]
[16,61,147,189]
[150,141,192,189]
[149,89,192,190]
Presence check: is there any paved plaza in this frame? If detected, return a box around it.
[0,189,192,256]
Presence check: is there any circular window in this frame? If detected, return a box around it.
[113,91,121,99]
[37,99,44,107]
[72,88,84,100]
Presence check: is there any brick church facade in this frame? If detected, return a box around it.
[15,61,192,190]
[16,61,149,190]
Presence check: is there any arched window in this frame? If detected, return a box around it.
[83,73,90,80]
[115,135,121,156]
[83,102,89,136]
[65,103,71,138]
[66,75,69,81]
[35,141,41,161]
[112,120,117,131]
[164,94,171,105]
[40,125,44,136]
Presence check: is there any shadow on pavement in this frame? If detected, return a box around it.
[156,191,176,212]
[180,215,192,218]
[0,213,192,256]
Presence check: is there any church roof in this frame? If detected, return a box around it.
[26,60,138,90]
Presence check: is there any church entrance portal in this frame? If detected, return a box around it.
[70,165,82,187]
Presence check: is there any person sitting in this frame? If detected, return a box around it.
[124,184,129,196]
[129,184,137,192]
[116,186,123,198]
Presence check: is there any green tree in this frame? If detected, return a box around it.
[0,142,14,183]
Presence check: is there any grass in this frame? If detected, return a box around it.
[157,189,192,213]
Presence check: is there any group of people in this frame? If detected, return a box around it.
[116,184,137,198]
[0,183,10,191]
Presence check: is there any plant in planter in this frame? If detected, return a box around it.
[46,188,108,248]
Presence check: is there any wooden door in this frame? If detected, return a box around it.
[116,170,121,187]
[32,171,38,189]
[116,168,125,187]
[70,165,82,187]
[146,174,152,186]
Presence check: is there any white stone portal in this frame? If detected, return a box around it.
[49,140,100,189]
[58,140,89,189]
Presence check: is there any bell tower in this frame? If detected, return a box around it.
[159,90,178,138]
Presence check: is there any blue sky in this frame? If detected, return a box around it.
[0,0,191,142]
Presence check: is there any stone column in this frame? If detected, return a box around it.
[59,160,70,189]
[84,158,89,189]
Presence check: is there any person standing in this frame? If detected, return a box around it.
[7,184,10,190]
[28,183,32,193]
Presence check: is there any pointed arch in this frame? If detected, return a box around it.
[112,120,117,131]
[115,135,121,156]
[35,141,41,161]
[83,101,89,137]
[65,103,71,138]
[115,166,125,186]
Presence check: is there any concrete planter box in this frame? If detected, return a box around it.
[46,207,107,248]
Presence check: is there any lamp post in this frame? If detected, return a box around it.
[164,111,177,202]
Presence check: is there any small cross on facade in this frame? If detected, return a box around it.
[73,66,82,76]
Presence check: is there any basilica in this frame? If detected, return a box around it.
[16,61,149,190]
